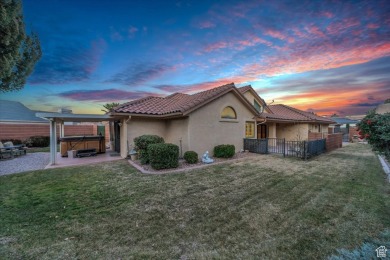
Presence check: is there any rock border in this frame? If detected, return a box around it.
[127,154,260,175]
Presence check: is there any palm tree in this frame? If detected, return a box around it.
[102,103,120,145]
[101,102,120,113]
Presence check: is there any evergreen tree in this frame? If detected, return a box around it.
[0,0,42,92]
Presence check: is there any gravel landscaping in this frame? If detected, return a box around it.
[0,152,50,176]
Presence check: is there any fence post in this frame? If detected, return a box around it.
[304,141,307,160]
[283,138,286,157]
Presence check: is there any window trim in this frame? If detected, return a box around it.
[254,100,262,112]
[245,121,255,138]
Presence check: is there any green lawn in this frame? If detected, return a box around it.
[1,143,389,259]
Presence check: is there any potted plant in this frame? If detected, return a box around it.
[129,148,138,161]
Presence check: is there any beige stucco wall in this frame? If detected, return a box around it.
[243,91,263,111]
[125,118,166,157]
[308,123,329,134]
[165,118,189,157]
[276,123,309,141]
[123,92,257,158]
[188,92,256,156]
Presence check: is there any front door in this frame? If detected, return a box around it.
[257,124,268,139]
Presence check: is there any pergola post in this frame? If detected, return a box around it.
[60,122,65,138]
[49,119,57,165]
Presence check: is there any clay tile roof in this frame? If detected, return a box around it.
[238,85,252,94]
[114,83,236,116]
[265,104,335,123]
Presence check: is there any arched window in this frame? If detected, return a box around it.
[221,106,237,119]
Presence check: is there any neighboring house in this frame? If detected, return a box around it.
[0,100,49,124]
[329,117,359,132]
[0,100,49,140]
[111,83,335,157]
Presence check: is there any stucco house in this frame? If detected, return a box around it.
[110,83,334,158]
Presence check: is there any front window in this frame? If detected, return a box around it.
[221,106,237,119]
[245,122,255,138]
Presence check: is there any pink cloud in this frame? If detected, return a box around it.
[320,11,334,18]
[128,26,138,38]
[204,41,229,52]
[265,29,286,40]
[242,42,390,78]
[197,20,216,29]
[367,23,380,29]
[292,28,306,38]
[236,36,272,49]
[305,25,326,38]
[327,18,360,34]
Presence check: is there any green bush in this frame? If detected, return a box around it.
[148,143,179,170]
[134,135,164,164]
[214,144,235,158]
[1,139,22,145]
[357,110,390,160]
[24,136,50,147]
[183,151,198,164]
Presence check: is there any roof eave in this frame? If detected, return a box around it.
[110,111,184,119]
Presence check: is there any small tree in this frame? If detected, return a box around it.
[0,0,42,92]
[101,102,120,143]
[357,110,390,159]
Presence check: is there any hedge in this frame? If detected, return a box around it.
[148,143,179,170]
[214,144,235,158]
[183,151,198,164]
[134,135,164,164]
[24,136,50,147]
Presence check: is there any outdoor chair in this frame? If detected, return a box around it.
[3,141,27,156]
[0,142,13,159]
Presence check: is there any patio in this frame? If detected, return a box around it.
[45,149,123,169]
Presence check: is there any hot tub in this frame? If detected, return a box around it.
[59,135,106,157]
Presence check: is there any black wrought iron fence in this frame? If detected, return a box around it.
[243,138,326,160]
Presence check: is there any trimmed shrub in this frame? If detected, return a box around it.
[134,135,164,164]
[214,144,235,158]
[24,136,50,147]
[183,151,198,164]
[148,143,179,170]
[1,139,22,145]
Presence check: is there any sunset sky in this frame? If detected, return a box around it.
[2,0,389,116]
